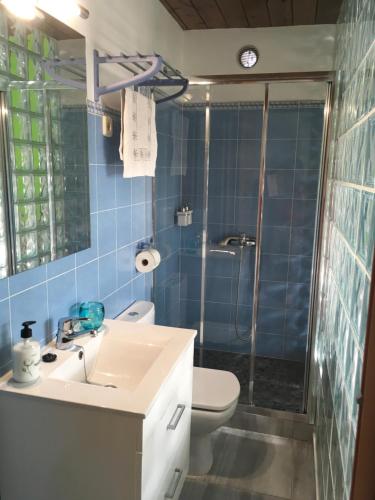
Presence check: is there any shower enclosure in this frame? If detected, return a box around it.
[153,75,332,413]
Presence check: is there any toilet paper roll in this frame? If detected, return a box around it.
[135,249,161,273]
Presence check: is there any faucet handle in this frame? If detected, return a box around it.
[56,317,89,350]
[58,316,88,333]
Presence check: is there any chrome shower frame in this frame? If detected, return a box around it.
[248,82,269,404]
[198,87,211,366]
[182,71,335,417]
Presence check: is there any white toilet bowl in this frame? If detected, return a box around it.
[190,367,240,475]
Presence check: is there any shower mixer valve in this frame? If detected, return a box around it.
[219,234,256,248]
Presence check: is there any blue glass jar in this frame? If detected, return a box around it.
[79,302,105,331]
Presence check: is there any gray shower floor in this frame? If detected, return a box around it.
[194,349,305,413]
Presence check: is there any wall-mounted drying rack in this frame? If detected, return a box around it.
[93,50,189,104]
[42,58,87,90]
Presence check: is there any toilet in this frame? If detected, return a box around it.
[117,301,241,476]
[189,366,240,475]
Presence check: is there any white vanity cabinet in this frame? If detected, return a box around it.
[141,342,193,500]
[0,323,195,500]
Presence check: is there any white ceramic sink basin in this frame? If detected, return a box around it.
[0,319,196,417]
[51,328,169,391]
[88,336,164,390]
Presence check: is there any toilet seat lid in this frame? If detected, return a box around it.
[192,367,240,412]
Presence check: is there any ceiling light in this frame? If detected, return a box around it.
[38,0,89,19]
[1,0,37,20]
[2,0,89,20]
[238,46,259,69]
[37,0,79,20]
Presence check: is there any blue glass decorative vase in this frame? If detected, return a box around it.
[79,302,105,331]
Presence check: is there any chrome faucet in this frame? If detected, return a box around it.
[219,233,256,248]
[56,317,97,350]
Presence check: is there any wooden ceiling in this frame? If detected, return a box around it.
[159,0,343,29]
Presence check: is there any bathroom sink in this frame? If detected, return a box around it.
[0,319,196,500]
[0,319,196,417]
[88,336,164,390]
[51,329,167,391]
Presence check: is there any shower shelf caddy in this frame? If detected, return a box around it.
[93,50,189,104]
[42,50,189,104]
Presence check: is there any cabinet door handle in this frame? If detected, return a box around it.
[167,404,186,430]
[165,468,183,498]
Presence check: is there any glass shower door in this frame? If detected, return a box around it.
[154,84,207,335]
[252,82,328,412]
[200,84,265,404]
[179,85,207,337]
[154,79,329,413]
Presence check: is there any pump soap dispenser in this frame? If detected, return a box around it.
[12,321,41,383]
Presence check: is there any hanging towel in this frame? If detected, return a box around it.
[119,87,157,178]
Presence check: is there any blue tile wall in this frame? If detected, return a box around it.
[153,99,325,364]
[314,0,374,498]
[0,105,152,375]
[185,102,323,358]
[262,104,322,361]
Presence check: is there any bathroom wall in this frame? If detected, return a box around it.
[38,1,340,110]
[259,102,323,361]
[0,106,153,376]
[41,1,338,109]
[39,0,335,108]
[39,0,184,108]
[179,101,323,360]
[314,0,374,497]
[182,25,336,102]
[183,25,336,76]
[0,4,159,377]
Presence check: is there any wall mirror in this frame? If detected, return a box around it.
[0,5,88,279]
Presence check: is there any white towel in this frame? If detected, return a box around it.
[119,88,157,178]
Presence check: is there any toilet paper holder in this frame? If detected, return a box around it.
[135,247,161,273]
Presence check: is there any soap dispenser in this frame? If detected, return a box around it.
[12,321,41,383]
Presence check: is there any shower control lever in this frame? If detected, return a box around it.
[209,249,236,256]
[219,234,256,248]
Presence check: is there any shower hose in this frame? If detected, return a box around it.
[234,245,251,343]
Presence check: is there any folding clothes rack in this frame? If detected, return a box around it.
[42,57,87,90]
[93,50,189,103]
[42,50,189,104]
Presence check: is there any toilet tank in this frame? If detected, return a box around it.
[116,301,155,324]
